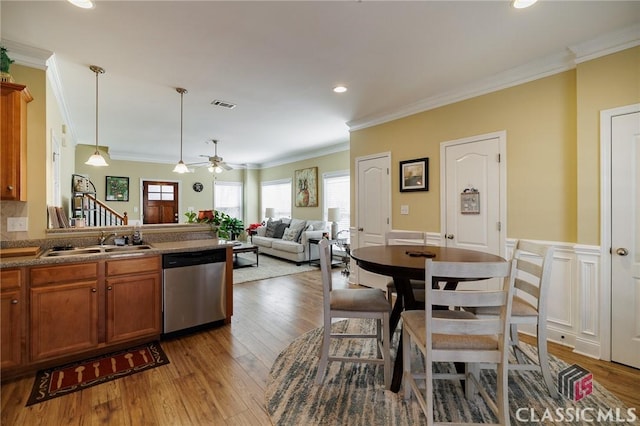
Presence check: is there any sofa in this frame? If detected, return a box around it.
[252,218,328,264]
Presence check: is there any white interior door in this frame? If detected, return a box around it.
[354,153,391,290]
[610,109,640,369]
[441,132,506,290]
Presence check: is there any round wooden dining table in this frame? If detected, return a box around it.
[350,244,506,392]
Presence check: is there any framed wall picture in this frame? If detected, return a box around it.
[399,157,429,192]
[294,167,318,207]
[106,176,129,201]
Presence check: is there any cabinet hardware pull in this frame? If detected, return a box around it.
[11,299,18,304]
[91,288,97,293]
[107,286,112,290]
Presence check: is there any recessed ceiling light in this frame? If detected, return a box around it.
[512,0,538,9]
[67,0,94,9]
[333,86,347,93]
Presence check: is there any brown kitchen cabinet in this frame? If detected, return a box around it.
[27,255,161,364]
[105,256,162,343]
[1,82,33,201]
[1,268,24,369]
[29,262,100,361]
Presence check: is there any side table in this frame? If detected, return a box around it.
[308,238,343,267]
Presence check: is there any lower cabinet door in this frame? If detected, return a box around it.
[30,281,99,361]
[106,272,161,343]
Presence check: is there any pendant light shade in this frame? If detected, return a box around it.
[173,88,189,174]
[85,65,108,167]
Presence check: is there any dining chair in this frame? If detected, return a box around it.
[472,240,557,398]
[384,230,427,304]
[315,239,392,389]
[402,259,517,426]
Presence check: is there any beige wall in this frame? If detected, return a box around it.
[0,64,48,240]
[258,150,350,221]
[350,46,640,245]
[576,47,640,244]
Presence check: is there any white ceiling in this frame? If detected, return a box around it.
[2,1,639,168]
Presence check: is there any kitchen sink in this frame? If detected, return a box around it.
[40,245,154,258]
[42,248,103,257]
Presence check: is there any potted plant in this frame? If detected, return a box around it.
[221,216,245,240]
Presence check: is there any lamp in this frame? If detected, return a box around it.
[173,88,189,173]
[85,65,108,167]
[328,207,340,239]
[265,208,275,221]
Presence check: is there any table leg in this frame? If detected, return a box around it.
[390,276,417,392]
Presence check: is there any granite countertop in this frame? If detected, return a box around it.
[0,239,235,269]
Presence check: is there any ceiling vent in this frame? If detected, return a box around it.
[211,99,236,109]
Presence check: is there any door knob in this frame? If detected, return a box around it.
[446,234,454,239]
[616,248,629,256]
[358,227,364,232]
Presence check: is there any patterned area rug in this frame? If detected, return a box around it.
[233,253,317,284]
[26,341,169,406]
[266,320,634,425]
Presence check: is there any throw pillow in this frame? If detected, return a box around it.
[287,220,307,243]
[282,228,297,241]
[272,222,289,239]
[264,219,282,238]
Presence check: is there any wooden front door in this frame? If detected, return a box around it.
[143,181,179,224]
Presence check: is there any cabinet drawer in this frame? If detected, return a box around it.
[30,262,98,286]
[106,255,160,276]
[0,269,21,290]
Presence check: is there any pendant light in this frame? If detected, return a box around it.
[85,65,108,166]
[173,88,189,173]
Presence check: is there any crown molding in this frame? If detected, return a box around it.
[0,39,51,70]
[258,141,350,169]
[348,24,640,132]
[569,23,640,64]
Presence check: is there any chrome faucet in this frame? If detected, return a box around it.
[99,231,117,246]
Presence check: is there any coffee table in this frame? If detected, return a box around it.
[232,243,259,269]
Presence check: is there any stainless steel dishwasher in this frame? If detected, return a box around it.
[162,249,226,334]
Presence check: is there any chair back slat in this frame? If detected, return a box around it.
[432,318,502,335]
[431,289,507,307]
[514,277,539,299]
[516,258,542,279]
[513,240,555,311]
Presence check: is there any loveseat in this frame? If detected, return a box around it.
[252,218,328,264]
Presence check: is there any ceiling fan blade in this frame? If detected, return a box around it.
[220,162,233,171]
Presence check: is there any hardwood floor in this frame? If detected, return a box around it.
[2,269,638,425]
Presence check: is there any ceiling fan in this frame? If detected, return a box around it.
[189,139,233,173]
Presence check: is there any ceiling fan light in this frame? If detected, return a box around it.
[173,160,189,174]
[214,165,223,174]
[85,151,108,166]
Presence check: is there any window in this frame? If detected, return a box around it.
[214,181,243,220]
[261,179,292,219]
[323,171,350,236]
